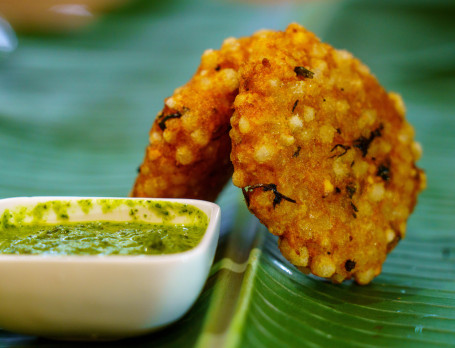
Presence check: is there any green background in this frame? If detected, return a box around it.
[0,0,454,346]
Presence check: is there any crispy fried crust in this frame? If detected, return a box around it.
[230,23,425,284]
[131,36,256,201]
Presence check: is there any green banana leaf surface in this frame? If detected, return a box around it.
[0,0,454,346]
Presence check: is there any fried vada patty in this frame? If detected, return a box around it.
[230,23,426,284]
[131,34,260,201]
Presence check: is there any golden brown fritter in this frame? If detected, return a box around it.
[131,35,256,201]
[230,23,425,284]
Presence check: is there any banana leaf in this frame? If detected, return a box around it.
[0,0,454,346]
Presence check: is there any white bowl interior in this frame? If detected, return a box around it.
[0,196,212,226]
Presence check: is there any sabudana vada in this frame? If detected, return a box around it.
[230,23,425,284]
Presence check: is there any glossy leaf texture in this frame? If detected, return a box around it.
[0,0,454,347]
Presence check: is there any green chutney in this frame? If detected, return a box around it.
[0,221,207,255]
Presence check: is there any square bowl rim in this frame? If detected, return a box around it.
[0,196,220,264]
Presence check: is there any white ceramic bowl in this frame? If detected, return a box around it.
[0,197,220,340]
